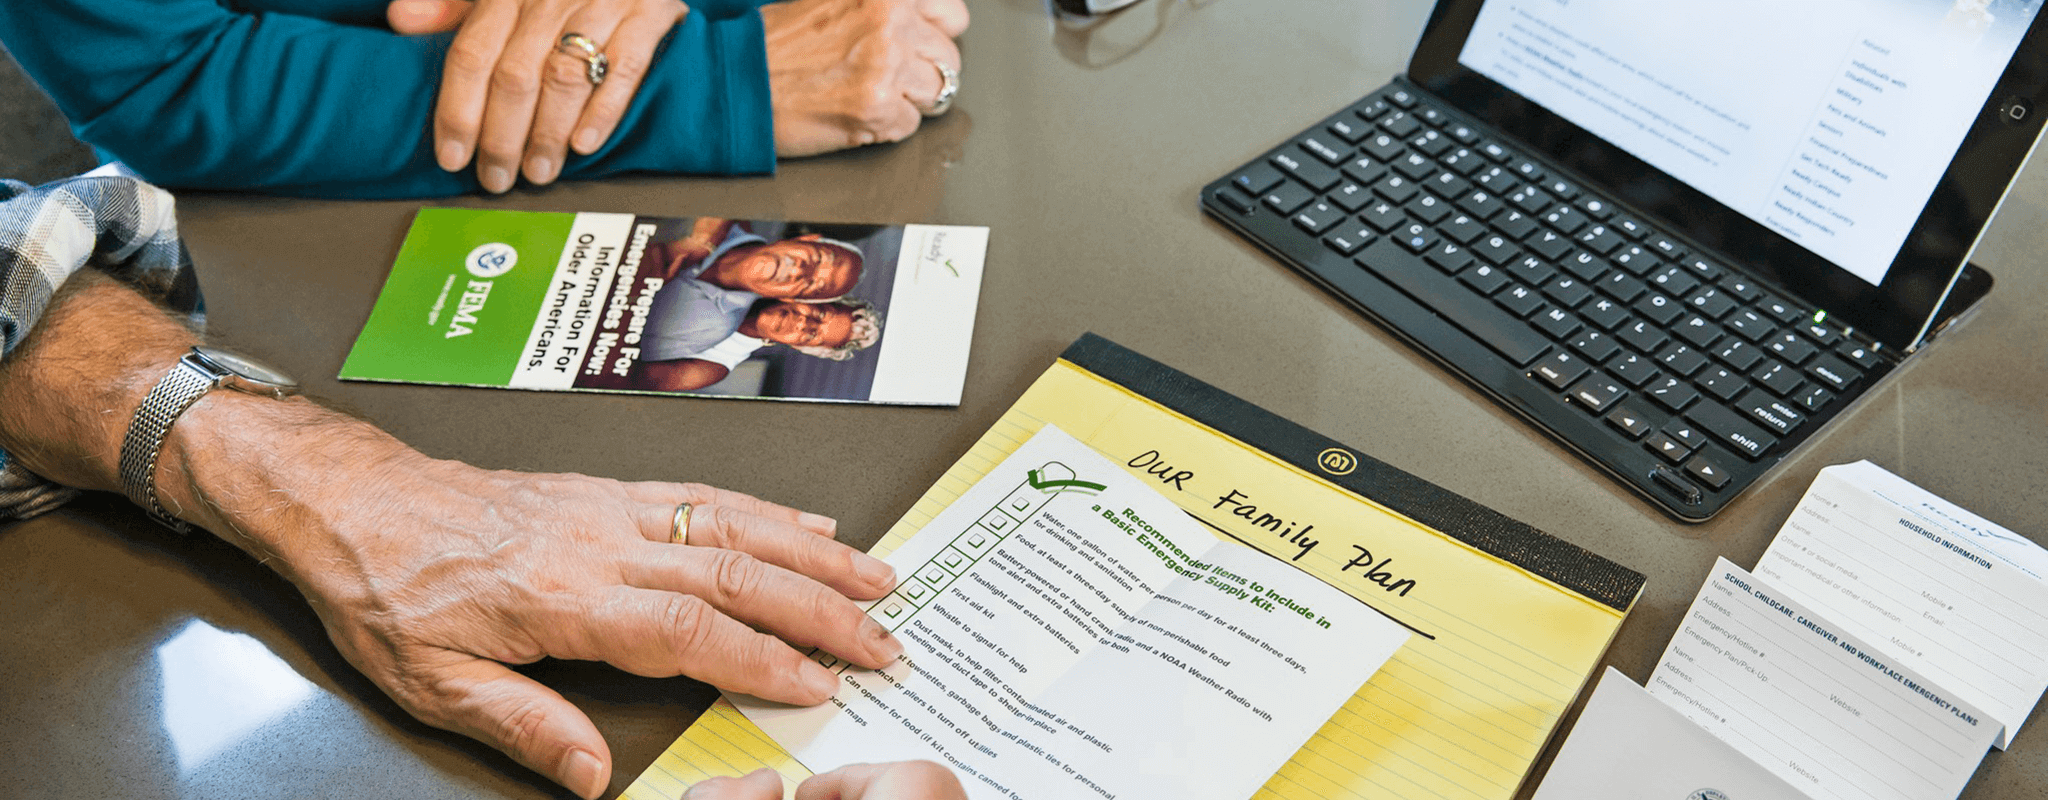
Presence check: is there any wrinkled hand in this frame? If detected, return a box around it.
[388,0,688,192]
[241,439,901,799]
[684,762,967,800]
[762,0,971,157]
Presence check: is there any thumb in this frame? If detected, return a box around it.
[410,655,612,799]
[387,0,474,35]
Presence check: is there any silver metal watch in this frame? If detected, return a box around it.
[118,346,299,532]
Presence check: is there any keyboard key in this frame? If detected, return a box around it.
[1765,331,1818,364]
[1752,359,1803,396]
[1577,196,1616,219]
[1805,354,1857,390]
[1608,353,1658,387]
[1353,257,1548,366]
[1722,276,1762,301]
[1724,310,1773,342]
[1528,229,1574,260]
[1794,384,1834,411]
[1533,352,1591,389]
[1374,174,1419,203]
[1300,135,1350,165]
[1446,122,1480,143]
[1441,214,1488,244]
[1566,373,1627,414]
[1233,163,1284,195]
[1698,366,1747,402]
[1394,152,1437,181]
[1457,188,1506,219]
[1533,307,1582,339]
[1442,147,1487,175]
[1353,98,1391,121]
[1511,159,1546,181]
[1407,193,1451,223]
[1361,201,1407,232]
[1636,292,1684,325]
[1497,283,1545,316]
[1646,376,1699,411]
[1427,172,1473,199]
[1506,254,1557,285]
[1648,236,1688,261]
[1606,405,1655,439]
[1581,297,1630,330]
[1396,222,1438,253]
[1575,224,1626,255]
[1712,339,1764,372]
[1542,205,1589,235]
[1474,165,1518,192]
[1569,329,1620,362]
[1759,296,1803,322]
[1417,107,1449,127]
[1460,261,1513,294]
[1495,210,1541,240]
[1685,402,1777,460]
[1645,432,1690,463]
[1542,178,1578,200]
[1611,246,1661,276]
[1798,321,1842,347]
[1598,272,1649,303]
[1509,186,1553,214]
[1675,315,1723,349]
[1293,201,1344,234]
[1262,183,1314,215]
[1649,266,1701,297]
[1425,242,1475,273]
[1613,215,1650,238]
[1617,318,1668,353]
[1343,156,1389,185]
[1474,234,1520,264]
[1684,455,1733,489]
[1386,89,1418,108]
[1409,130,1453,157]
[1330,182,1375,212]
[1656,343,1709,376]
[1686,287,1738,319]
[1562,251,1609,282]
[1272,151,1339,191]
[1327,117,1371,143]
[1681,258,1723,281]
[1662,419,1709,451]
[1839,340,1884,369]
[1324,226,1376,256]
[1362,132,1406,161]
[1379,112,1421,138]
[1544,276,1595,308]
[1479,141,1512,161]
[1735,388,1805,435]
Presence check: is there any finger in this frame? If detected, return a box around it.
[679,502,895,600]
[524,13,623,185]
[397,653,612,800]
[618,547,903,669]
[388,0,475,34]
[624,481,837,536]
[539,584,846,702]
[474,2,578,192]
[902,36,961,116]
[684,768,786,800]
[914,0,970,39]
[797,761,965,800]
[434,0,521,172]
[570,3,684,155]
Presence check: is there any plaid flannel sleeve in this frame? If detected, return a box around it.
[0,175,203,519]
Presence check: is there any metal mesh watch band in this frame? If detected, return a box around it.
[117,357,219,533]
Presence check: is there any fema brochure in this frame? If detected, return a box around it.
[341,208,988,405]
[732,425,1411,800]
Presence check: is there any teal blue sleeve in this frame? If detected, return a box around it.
[0,0,776,198]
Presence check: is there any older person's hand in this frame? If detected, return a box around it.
[684,762,968,800]
[389,0,689,192]
[762,0,970,156]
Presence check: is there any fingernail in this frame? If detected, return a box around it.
[437,141,467,171]
[865,616,904,662]
[573,127,601,154]
[804,663,839,699]
[856,555,895,589]
[798,511,837,534]
[561,749,605,800]
[527,155,557,185]
[482,165,513,193]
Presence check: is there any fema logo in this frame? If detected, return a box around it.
[1316,447,1358,476]
[464,243,518,278]
[1688,790,1730,800]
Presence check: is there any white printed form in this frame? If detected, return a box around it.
[734,425,1410,800]
[1649,559,1997,800]
[1756,460,2048,749]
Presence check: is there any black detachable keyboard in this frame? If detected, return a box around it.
[1201,82,1894,521]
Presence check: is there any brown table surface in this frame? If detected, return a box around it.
[5,1,2045,797]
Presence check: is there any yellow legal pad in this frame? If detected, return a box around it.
[623,335,1644,800]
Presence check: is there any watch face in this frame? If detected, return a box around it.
[193,346,299,390]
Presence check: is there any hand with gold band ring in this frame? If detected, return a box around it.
[557,33,609,87]
[921,60,959,118]
[669,502,693,545]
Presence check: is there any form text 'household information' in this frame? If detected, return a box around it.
[734,425,1411,800]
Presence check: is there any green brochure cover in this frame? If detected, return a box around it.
[341,208,989,405]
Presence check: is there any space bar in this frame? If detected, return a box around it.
[1355,253,1549,366]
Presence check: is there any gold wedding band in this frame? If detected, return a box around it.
[558,33,609,86]
[922,60,959,117]
[669,502,693,545]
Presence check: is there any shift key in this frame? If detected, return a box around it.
[1354,248,1550,366]
[1684,401,1778,460]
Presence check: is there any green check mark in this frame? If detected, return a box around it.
[1028,470,1108,492]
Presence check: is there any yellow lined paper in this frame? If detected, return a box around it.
[623,357,1637,800]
